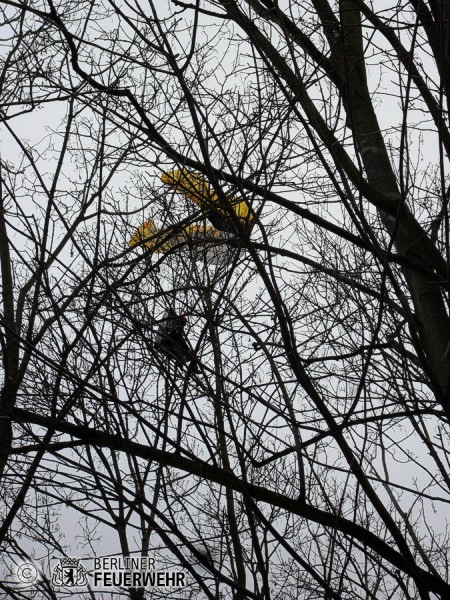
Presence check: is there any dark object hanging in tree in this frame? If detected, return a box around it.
[154,309,198,372]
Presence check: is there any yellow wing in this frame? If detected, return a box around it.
[161,170,254,223]
[129,219,174,253]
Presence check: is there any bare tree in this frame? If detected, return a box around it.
[0,0,449,598]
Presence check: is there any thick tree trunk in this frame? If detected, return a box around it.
[225,0,450,410]
[0,170,19,479]
[337,1,450,405]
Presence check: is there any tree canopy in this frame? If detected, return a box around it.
[0,1,449,598]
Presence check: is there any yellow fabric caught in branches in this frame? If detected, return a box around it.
[129,219,222,251]
[129,219,173,252]
[161,169,254,223]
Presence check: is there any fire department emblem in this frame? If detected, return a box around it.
[52,557,87,587]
